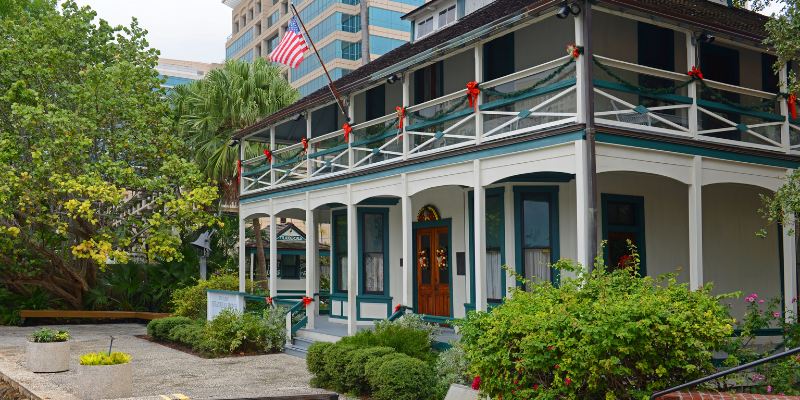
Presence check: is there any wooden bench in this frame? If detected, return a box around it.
[20,310,170,323]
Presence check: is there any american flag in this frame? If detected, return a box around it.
[269,17,309,68]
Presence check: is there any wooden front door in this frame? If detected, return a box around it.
[416,226,450,317]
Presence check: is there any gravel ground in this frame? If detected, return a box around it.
[0,323,333,400]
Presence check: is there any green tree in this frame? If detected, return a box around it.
[0,0,220,308]
[170,59,299,288]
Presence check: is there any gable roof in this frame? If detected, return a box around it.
[233,0,771,140]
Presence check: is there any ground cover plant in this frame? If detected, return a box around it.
[79,352,131,366]
[29,328,69,343]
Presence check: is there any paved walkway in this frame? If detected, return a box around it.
[0,323,331,399]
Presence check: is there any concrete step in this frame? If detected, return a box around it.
[284,344,308,359]
[295,329,342,343]
[293,337,315,351]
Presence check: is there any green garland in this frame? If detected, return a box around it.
[593,57,782,114]
[358,117,400,142]
[410,97,469,123]
[481,57,576,99]
[272,146,307,167]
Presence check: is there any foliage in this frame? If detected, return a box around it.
[339,317,436,362]
[365,352,438,400]
[321,344,360,392]
[146,316,193,341]
[458,247,735,400]
[306,342,334,387]
[343,346,396,395]
[435,342,471,396]
[166,319,205,348]
[29,328,69,343]
[170,272,245,319]
[196,308,285,355]
[0,0,220,309]
[79,352,131,366]
[0,286,59,325]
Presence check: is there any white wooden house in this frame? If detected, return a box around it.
[234,0,799,338]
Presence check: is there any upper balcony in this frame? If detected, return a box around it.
[237,0,798,197]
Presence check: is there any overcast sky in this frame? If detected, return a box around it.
[73,0,231,63]
[72,1,781,65]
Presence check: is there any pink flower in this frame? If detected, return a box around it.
[564,377,572,386]
[759,299,765,304]
[745,293,758,303]
[533,384,539,390]
[554,364,560,369]
[471,376,481,390]
[773,312,782,318]
[767,385,773,393]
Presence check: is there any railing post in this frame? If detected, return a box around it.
[783,211,798,320]
[402,72,410,160]
[269,199,278,299]
[239,215,247,292]
[686,32,699,138]
[574,9,585,123]
[347,94,355,170]
[269,126,276,186]
[305,194,317,330]
[780,64,791,153]
[306,113,313,178]
[285,308,293,347]
[474,43,484,144]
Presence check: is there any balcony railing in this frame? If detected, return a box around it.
[241,53,794,196]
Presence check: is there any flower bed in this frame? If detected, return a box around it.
[658,392,800,399]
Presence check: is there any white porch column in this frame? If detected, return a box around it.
[305,194,317,329]
[574,140,591,269]
[269,200,278,299]
[401,173,414,307]
[783,213,798,318]
[474,43,484,144]
[346,185,358,335]
[249,253,255,291]
[463,190,472,309]
[239,216,247,292]
[473,160,488,311]
[402,73,410,160]
[574,9,585,123]
[688,156,704,290]
[686,32,699,137]
[780,64,791,153]
[503,184,515,298]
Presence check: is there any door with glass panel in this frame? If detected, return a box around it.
[519,191,555,285]
[416,226,450,316]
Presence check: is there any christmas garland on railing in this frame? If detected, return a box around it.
[356,117,401,143]
[409,97,470,123]
[272,146,307,167]
[593,57,783,114]
[481,57,577,99]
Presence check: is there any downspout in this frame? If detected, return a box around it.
[581,0,599,270]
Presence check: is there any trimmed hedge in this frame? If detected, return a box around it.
[338,322,435,362]
[147,316,193,341]
[343,346,395,395]
[306,342,334,387]
[366,352,437,400]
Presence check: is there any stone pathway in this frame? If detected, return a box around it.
[0,323,333,400]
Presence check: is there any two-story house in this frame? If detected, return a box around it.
[232,0,799,341]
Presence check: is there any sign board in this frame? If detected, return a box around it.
[277,226,305,242]
[206,290,245,320]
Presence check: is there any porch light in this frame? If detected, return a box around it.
[386,74,402,84]
[292,111,306,121]
[698,32,715,44]
[556,1,581,19]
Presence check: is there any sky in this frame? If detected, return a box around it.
[71,1,782,65]
[72,0,231,63]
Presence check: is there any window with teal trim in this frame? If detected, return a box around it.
[485,194,503,301]
[362,212,386,295]
[279,254,305,279]
[520,192,553,284]
[332,211,348,292]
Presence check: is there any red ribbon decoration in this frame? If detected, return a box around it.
[266,296,273,305]
[688,66,704,81]
[301,137,308,151]
[302,296,313,307]
[342,122,352,142]
[395,106,405,131]
[466,81,480,112]
[789,94,798,120]
[567,44,581,59]
[263,149,272,163]
[394,304,403,313]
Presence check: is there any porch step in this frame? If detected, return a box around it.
[295,329,343,343]
[284,330,342,359]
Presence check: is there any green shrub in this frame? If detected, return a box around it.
[458,252,735,400]
[435,343,470,397]
[321,343,360,392]
[167,320,205,349]
[170,273,240,319]
[197,309,285,355]
[306,342,334,387]
[339,321,435,362]
[29,328,69,343]
[366,352,437,400]
[147,316,193,341]
[343,346,395,395]
[79,352,131,365]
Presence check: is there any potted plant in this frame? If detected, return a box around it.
[26,328,70,373]
[76,351,133,399]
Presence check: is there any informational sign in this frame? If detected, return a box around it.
[206,290,245,320]
[277,227,305,242]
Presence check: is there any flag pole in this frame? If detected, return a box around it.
[290,3,350,122]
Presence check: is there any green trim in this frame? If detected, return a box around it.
[245,248,330,257]
[406,108,474,131]
[351,129,399,148]
[308,143,348,159]
[514,186,561,288]
[594,79,693,105]
[357,208,391,297]
[480,79,577,111]
[241,131,585,203]
[696,99,785,122]
[273,157,304,169]
[331,209,347,294]
[467,187,506,304]
[243,164,271,177]
[595,132,800,169]
[412,218,454,319]
[358,198,400,206]
[601,193,647,275]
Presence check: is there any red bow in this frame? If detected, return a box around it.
[342,122,352,142]
[394,304,403,313]
[688,66,704,81]
[263,149,272,163]
[466,81,480,112]
[301,137,308,151]
[395,106,405,131]
[266,296,273,305]
[789,94,798,120]
[302,296,313,307]
[237,159,242,184]
[567,44,581,59]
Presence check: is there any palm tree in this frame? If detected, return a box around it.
[171,58,299,288]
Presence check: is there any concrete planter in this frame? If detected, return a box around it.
[76,362,132,400]
[26,340,69,373]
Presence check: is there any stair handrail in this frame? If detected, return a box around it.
[284,299,307,346]
[649,346,800,399]
[388,305,411,321]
